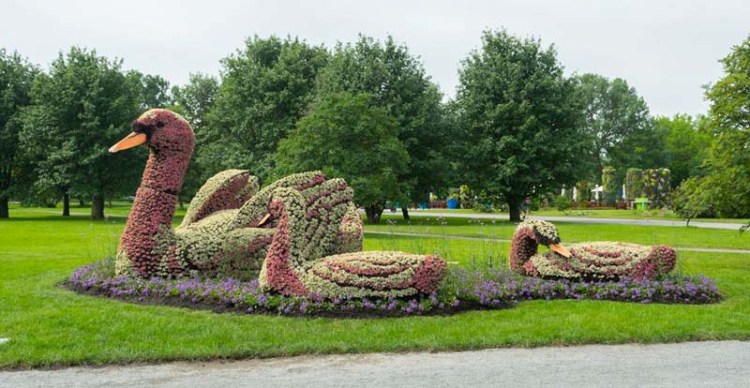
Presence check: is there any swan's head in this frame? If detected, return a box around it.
[109,109,194,154]
[515,219,571,258]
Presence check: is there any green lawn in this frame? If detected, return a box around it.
[371,214,750,250]
[416,208,747,224]
[1,205,749,368]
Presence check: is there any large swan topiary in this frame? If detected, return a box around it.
[509,219,677,280]
[109,109,445,298]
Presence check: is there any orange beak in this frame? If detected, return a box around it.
[109,132,147,153]
[549,243,572,258]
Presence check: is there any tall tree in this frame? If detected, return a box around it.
[0,49,37,218]
[608,118,670,181]
[703,35,750,218]
[676,35,750,220]
[455,30,589,221]
[172,73,220,206]
[656,114,711,188]
[204,36,329,182]
[277,92,408,224]
[315,35,449,219]
[573,73,651,182]
[20,47,144,219]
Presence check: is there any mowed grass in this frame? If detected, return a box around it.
[369,214,750,250]
[0,205,749,369]
[417,208,747,224]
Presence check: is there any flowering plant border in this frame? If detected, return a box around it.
[67,260,722,318]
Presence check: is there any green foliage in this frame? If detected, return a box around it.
[276,92,409,224]
[601,166,617,206]
[610,120,671,184]
[672,177,713,225]
[656,114,711,188]
[572,73,651,182]
[0,49,37,218]
[127,71,173,109]
[554,195,572,212]
[705,35,750,130]
[315,35,450,206]
[18,47,145,219]
[696,35,750,219]
[172,73,220,205]
[204,36,329,182]
[455,30,589,221]
[458,185,475,209]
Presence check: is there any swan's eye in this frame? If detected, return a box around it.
[131,120,155,139]
[156,121,164,128]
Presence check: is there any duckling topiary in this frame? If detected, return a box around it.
[509,219,676,280]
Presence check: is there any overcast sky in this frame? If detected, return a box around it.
[3,0,748,116]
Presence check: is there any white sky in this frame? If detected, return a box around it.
[3,0,748,116]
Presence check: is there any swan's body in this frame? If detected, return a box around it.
[110,109,445,297]
[510,220,676,280]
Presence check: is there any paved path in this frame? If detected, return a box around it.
[365,230,750,254]
[3,341,749,387]
[404,211,747,230]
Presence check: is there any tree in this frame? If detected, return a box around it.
[315,35,450,219]
[699,35,750,219]
[204,36,329,182]
[20,47,144,219]
[608,119,671,181]
[673,177,713,226]
[572,73,651,182]
[656,114,711,188]
[172,73,220,206]
[455,30,589,221]
[0,49,38,218]
[276,92,408,224]
[128,71,173,109]
[675,35,750,220]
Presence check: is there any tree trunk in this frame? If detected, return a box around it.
[62,193,70,217]
[365,205,383,225]
[401,206,410,221]
[508,196,522,222]
[79,199,85,206]
[91,194,105,220]
[0,196,8,219]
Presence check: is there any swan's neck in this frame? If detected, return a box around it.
[509,227,538,273]
[119,147,191,277]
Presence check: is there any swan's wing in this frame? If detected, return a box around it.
[179,169,258,228]
[232,171,325,229]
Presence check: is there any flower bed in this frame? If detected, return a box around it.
[67,260,722,318]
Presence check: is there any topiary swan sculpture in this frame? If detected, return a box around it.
[109,109,445,298]
[509,219,676,280]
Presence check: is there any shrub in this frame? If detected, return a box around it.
[554,195,571,212]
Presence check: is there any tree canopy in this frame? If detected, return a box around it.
[19,47,144,219]
[204,36,329,183]
[315,36,450,216]
[572,73,652,183]
[674,35,750,219]
[0,49,37,218]
[276,92,408,224]
[455,30,589,221]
